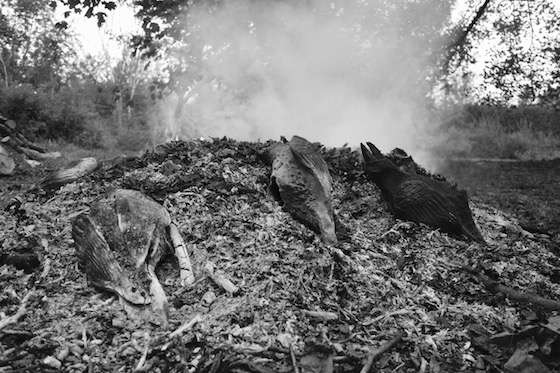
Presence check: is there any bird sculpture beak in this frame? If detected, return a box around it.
[366,142,384,157]
[361,142,385,164]
[360,144,371,162]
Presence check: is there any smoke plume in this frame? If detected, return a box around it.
[162,0,450,156]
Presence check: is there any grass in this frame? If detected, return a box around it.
[427,105,560,160]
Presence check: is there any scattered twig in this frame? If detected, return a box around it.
[39,256,51,281]
[205,262,239,294]
[418,356,428,373]
[301,310,338,321]
[0,291,34,331]
[289,344,299,373]
[169,314,202,339]
[134,333,151,371]
[360,330,405,373]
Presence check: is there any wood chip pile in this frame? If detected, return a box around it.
[1,137,559,372]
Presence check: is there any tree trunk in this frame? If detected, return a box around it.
[442,0,492,74]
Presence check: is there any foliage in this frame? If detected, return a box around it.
[54,0,117,28]
[443,0,560,105]
[428,104,560,160]
[0,84,98,145]
[0,0,75,88]
[53,0,560,105]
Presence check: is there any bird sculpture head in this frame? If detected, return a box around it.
[360,142,399,174]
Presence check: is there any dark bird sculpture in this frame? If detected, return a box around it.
[361,142,486,244]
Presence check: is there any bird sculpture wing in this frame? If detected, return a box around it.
[72,214,151,305]
[288,135,332,192]
[391,178,462,231]
[392,177,486,243]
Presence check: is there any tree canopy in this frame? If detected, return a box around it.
[6,0,559,106]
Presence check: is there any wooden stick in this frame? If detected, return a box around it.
[360,330,405,373]
[0,291,34,331]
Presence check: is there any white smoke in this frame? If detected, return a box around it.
[161,0,451,156]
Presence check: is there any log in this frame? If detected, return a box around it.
[3,136,24,154]
[5,119,16,130]
[0,144,15,175]
[0,118,48,154]
[19,147,61,161]
[15,132,47,153]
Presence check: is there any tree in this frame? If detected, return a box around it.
[0,0,74,88]
[438,0,560,105]
[56,0,560,106]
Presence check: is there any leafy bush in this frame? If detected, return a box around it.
[0,84,97,144]
[0,82,158,152]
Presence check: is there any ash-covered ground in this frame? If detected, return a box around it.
[1,138,559,372]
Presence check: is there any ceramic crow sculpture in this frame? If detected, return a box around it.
[267,136,337,244]
[72,189,195,328]
[40,157,99,190]
[361,142,486,244]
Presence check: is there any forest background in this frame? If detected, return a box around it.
[1,0,560,169]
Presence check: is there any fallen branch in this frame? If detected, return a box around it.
[0,291,34,331]
[465,267,560,310]
[360,330,405,373]
[481,275,560,310]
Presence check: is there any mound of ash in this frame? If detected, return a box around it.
[1,137,559,373]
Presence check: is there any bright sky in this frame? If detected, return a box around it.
[59,4,140,57]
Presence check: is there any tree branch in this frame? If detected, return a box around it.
[442,0,492,73]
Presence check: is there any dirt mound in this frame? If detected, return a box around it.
[1,137,559,372]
